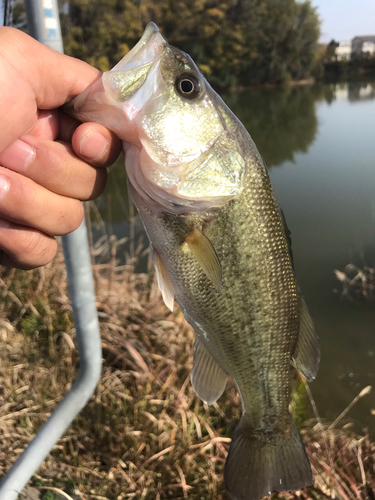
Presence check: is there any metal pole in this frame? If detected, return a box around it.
[0,222,102,500]
[0,2,103,499]
[24,0,63,52]
[3,0,12,27]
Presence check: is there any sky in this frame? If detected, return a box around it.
[313,0,375,43]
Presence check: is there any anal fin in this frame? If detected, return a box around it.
[191,337,228,405]
[291,298,320,381]
[151,247,174,312]
[185,227,222,292]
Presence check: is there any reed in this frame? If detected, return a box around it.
[334,264,375,303]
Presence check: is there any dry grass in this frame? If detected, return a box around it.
[334,264,375,303]
[0,238,374,500]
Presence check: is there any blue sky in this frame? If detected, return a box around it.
[313,0,375,42]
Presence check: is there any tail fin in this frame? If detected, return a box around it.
[224,413,312,500]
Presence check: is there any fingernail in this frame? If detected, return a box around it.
[0,176,9,199]
[0,139,36,173]
[79,131,109,159]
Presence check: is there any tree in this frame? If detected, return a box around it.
[140,0,256,88]
[238,0,321,84]
[59,0,143,71]
[325,39,338,62]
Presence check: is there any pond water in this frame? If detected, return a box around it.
[93,82,375,432]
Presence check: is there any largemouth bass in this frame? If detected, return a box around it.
[66,23,320,500]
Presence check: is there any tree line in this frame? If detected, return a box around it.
[7,0,322,89]
[58,0,321,88]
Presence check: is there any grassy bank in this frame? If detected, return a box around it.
[0,240,374,500]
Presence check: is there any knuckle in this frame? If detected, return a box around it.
[21,231,53,259]
[11,231,57,269]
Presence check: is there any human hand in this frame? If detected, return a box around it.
[0,27,122,269]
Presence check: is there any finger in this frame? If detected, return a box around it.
[30,110,83,144]
[0,218,57,270]
[58,112,82,143]
[0,135,107,200]
[0,167,84,236]
[72,122,122,167]
[28,110,60,141]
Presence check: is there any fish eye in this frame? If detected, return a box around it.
[175,73,202,100]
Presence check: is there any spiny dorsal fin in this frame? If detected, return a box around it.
[185,227,222,292]
[191,337,228,405]
[291,297,320,381]
[150,246,174,312]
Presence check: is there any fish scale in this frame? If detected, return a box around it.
[140,155,297,423]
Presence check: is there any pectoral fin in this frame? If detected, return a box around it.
[291,298,320,381]
[185,227,222,292]
[151,247,174,312]
[191,337,228,405]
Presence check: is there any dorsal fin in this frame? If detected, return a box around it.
[185,227,222,292]
[280,207,294,269]
[150,246,174,312]
[191,337,228,405]
[291,297,320,381]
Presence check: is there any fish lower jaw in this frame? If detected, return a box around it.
[128,173,232,216]
[124,145,242,215]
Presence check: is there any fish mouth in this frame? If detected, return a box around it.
[64,23,166,130]
[111,22,164,72]
[102,24,166,109]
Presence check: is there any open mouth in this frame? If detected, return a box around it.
[101,23,166,107]
[64,23,166,128]
[111,23,165,71]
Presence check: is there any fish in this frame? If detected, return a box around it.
[65,23,320,500]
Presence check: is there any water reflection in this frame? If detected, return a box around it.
[322,82,375,103]
[267,85,375,433]
[222,86,320,167]
[346,82,375,102]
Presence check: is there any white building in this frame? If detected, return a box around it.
[351,35,375,57]
[334,36,375,60]
[362,41,375,55]
[335,40,352,61]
